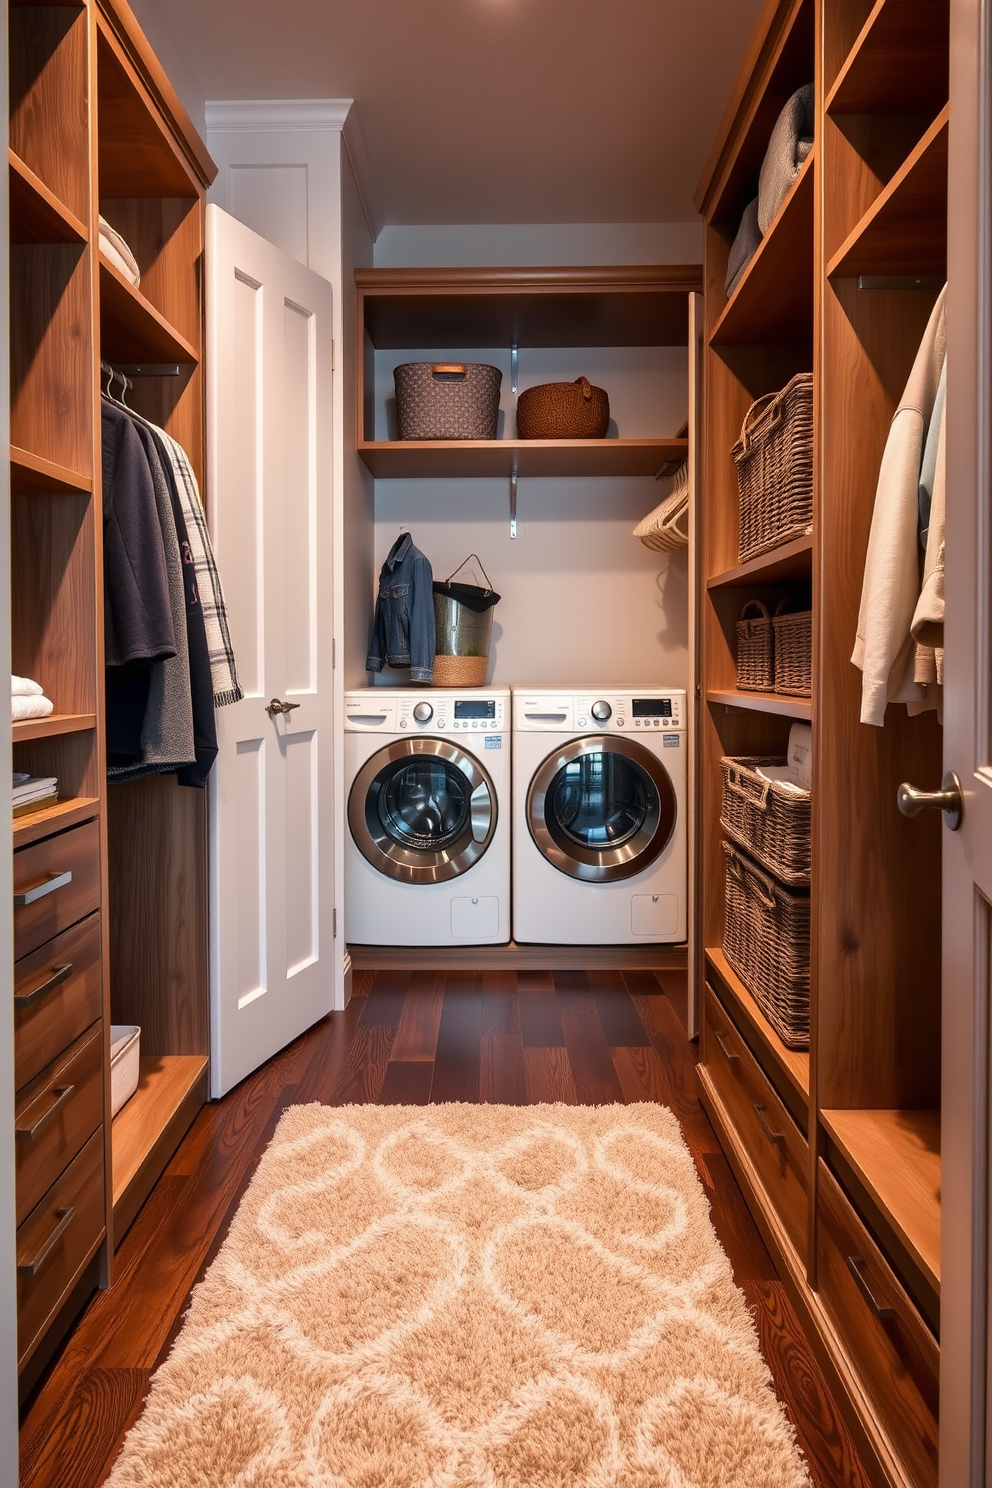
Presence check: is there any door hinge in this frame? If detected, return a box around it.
[331,338,336,371]
[333,907,338,938]
[332,638,337,669]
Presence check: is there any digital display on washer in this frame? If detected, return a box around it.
[632,698,673,717]
[454,700,496,720]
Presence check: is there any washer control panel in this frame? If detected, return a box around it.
[515,691,685,732]
[345,690,507,733]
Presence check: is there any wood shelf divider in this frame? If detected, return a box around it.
[12,712,96,743]
[98,252,199,365]
[707,534,814,589]
[358,436,688,482]
[8,150,88,246]
[10,447,91,497]
[826,0,950,116]
[707,687,812,720]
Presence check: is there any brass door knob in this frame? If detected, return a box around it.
[266,698,301,718]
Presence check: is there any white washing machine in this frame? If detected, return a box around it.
[344,687,510,946]
[512,687,687,945]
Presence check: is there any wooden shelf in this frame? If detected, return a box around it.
[708,535,813,590]
[112,1054,208,1244]
[710,152,815,347]
[12,712,96,743]
[821,1107,940,1297]
[12,796,100,847]
[98,252,198,364]
[707,688,811,720]
[826,0,949,116]
[8,150,87,245]
[706,946,809,1110]
[10,446,91,496]
[358,437,688,481]
[827,107,949,279]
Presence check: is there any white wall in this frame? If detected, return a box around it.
[374,221,703,267]
[124,0,207,140]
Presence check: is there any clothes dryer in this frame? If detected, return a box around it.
[512,687,687,944]
[344,687,510,946]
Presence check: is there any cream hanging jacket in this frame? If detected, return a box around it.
[852,286,946,726]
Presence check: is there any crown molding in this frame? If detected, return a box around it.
[204,98,353,133]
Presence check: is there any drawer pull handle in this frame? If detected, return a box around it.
[15,1084,76,1142]
[14,869,72,907]
[17,1206,76,1277]
[14,962,73,1009]
[714,1031,738,1063]
[847,1255,896,1321]
[752,1103,785,1145]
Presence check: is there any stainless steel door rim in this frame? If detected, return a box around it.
[527,734,677,883]
[349,736,497,884]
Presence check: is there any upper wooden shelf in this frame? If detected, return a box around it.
[358,437,688,481]
[710,152,814,348]
[706,946,809,1117]
[12,796,100,848]
[95,21,208,196]
[826,0,949,116]
[358,266,702,350]
[10,447,91,497]
[707,687,812,721]
[821,1107,940,1301]
[827,108,949,279]
[13,713,96,744]
[99,253,199,364]
[708,535,813,590]
[8,150,87,246]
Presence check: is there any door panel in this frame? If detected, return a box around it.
[207,205,335,1097]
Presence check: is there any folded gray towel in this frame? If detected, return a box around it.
[726,197,762,297]
[758,83,815,234]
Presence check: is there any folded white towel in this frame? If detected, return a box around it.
[12,694,53,722]
[11,674,44,696]
[99,216,141,287]
[787,722,813,789]
[756,764,808,796]
[13,775,58,802]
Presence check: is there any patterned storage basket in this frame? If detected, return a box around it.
[732,372,814,563]
[773,603,813,697]
[719,755,811,885]
[735,600,774,692]
[516,377,609,439]
[394,362,502,440]
[722,839,810,1049]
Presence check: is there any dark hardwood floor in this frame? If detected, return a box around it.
[18,969,870,1488]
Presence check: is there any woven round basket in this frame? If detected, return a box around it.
[430,654,487,688]
[394,362,502,440]
[517,377,609,439]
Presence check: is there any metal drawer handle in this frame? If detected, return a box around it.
[14,869,72,907]
[18,1206,76,1277]
[753,1102,785,1146]
[847,1255,896,1321]
[714,1031,738,1063]
[266,698,300,717]
[14,962,73,1009]
[15,1084,75,1142]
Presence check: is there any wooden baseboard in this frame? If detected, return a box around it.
[347,940,688,973]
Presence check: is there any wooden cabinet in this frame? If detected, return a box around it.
[695,1,946,1484]
[8,0,215,1388]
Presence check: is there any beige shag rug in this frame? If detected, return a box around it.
[106,1103,810,1487]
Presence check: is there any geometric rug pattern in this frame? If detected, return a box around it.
[105,1102,810,1487]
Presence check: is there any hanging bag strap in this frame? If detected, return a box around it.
[444,553,494,594]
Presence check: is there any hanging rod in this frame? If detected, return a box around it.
[856,275,944,292]
[101,361,181,377]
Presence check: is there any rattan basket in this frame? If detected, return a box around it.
[430,654,487,688]
[719,756,811,885]
[394,362,502,440]
[722,839,810,1049]
[516,377,609,439]
[735,600,775,692]
[773,603,813,696]
[732,372,814,563]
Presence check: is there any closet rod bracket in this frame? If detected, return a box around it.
[510,343,518,395]
[510,468,518,540]
[112,363,182,378]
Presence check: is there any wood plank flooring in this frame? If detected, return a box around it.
[18,969,870,1488]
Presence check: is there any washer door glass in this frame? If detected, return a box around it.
[528,736,677,882]
[349,738,496,884]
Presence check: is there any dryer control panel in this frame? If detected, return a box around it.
[514,690,685,732]
[345,690,508,733]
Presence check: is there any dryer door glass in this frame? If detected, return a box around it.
[528,737,677,883]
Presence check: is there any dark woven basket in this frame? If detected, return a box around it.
[735,600,774,692]
[719,756,811,886]
[732,372,814,563]
[722,839,810,1049]
[773,603,813,696]
[394,362,502,440]
[516,377,609,439]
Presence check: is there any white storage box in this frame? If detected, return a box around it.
[110,1025,140,1118]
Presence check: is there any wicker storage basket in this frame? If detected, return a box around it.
[732,372,814,563]
[773,603,813,696]
[430,654,487,688]
[735,600,775,692]
[722,839,810,1050]
[633,459,689,551]
[517,377,609,439]
[719,755,811,885]
[394,362,502,440]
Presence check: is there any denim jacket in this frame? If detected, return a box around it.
[366,532,436,682]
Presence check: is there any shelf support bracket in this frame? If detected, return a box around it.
[510,343,518,395]
[510,467,518,540]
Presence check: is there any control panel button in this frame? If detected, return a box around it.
[616,718,625,727]
[413,701,433,723]
[591,700,612,723]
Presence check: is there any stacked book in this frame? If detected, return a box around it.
[13,772,58,818]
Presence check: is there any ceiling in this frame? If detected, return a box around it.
[136,0,766,228]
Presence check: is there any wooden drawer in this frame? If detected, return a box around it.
[702,981,808,1258]
[816,1160,938,1488]
[16,1127,105,1371]
[14,817,101,962]
[15,1024,103,1226]
[14,912,103,1091]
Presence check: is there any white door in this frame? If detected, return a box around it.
[206,204,336,1098]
